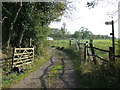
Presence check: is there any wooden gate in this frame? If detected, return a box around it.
[12,47,34,68]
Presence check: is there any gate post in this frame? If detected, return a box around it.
[69,39,71,47]
[77,40,80,50]
[84,41,88,61]
[12,47,15,69]
[90,39,97,65]
[30,38,32,47]
[109,47,115,61]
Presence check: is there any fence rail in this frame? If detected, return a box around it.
[114,55,120,57]
[90,47,109,52]
[74,39,120,65]
[95,55,109,63]
[0,57,12,68]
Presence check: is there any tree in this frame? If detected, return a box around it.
[79,27,93,39]
[2,2,23,47]
[84,30,93,39]
[2,2,67,48]
[73,31,81,39]
[49,27,68,40]
[2,2,67,56]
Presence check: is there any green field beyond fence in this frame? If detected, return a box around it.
[48,39,120,62]
[49,39,119,51]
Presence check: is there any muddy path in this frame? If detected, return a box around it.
[10,48,78,88]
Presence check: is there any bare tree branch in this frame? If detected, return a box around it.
[2,3,12,16]
[0,16,8,24]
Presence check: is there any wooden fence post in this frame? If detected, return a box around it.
[69,39,71,47]
[12,47,15,69]
[84,41,88,61]
[33,47,35,61]
[84,43,86,61]
[77,40,80,50]
[52,40,53,46]
[75,39,78,50]
[30,38,32,47]
[48,40,50,47]
[109,47,114,61]
[90,39,97,65]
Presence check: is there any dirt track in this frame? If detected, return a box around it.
[11,48,78,88]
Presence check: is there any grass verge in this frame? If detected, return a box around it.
[63,48,120,88]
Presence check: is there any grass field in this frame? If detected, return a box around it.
[49,39,119,52]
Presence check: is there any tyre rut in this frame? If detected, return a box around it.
[10,48,77,88]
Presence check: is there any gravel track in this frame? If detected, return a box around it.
[10,48,78,89]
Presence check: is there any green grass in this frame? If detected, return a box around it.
[46,60,63,78]
[50,39,118,50]
[48,40,74,48]
[45,62,63,88]
[63,48,82,70]
[52,65,63,70]
[2,51,50,88]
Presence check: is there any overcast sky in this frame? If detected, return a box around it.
[49,0,119,38]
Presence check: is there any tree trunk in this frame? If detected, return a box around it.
[18,29,25,47]
[7,35,11,47]
[7,25,13,47]
[6,3,22,47]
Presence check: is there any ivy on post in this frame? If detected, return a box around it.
[89,39,97,65]
[109,47,114,61]
[84,41,88,61]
